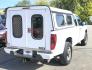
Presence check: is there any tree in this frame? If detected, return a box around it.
[74,1,84,20]
[50,0,92,24]
[16,0,31,7]
[84,1,92,24]
[74,0,92,24]
[35,0,49,5]
[50,0,76,12]
[0,9,4,15]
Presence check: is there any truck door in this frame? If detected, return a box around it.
[8,10,26,48]
[26,9,50,50]
[77,17,85,41]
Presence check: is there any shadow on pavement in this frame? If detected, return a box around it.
[0,45,92,70]
[0,48,63,70]
[0,48,44,70]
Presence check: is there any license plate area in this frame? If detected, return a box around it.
[24,50,37,58]
[24,50,32,56]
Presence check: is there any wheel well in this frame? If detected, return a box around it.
[66,37,72,44]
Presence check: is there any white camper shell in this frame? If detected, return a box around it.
[5,6,87,65]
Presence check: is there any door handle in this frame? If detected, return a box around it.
[28,28,31,33]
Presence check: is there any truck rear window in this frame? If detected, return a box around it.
[12,15,22,38]
[31,14,43,40]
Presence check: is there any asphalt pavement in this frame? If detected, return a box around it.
[0,25,92,70]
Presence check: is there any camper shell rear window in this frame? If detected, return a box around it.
[31,14,43,40]
[12,15,22,38]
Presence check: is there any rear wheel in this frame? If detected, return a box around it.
[59,42,72,65]
[80,32,88,46]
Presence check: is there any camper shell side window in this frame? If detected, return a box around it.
[76,16,83,26]
[56,13,65,27]
[66,15,72,25]
[31,14,43,40]
[12,15,23,38]
[73,17,78,26]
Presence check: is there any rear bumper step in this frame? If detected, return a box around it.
[4,47,54,60]
[6,46,51,54]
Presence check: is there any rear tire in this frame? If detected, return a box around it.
[59,42,72,65]
[80,32,88,46]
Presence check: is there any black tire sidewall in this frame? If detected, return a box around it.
[81,32,88,46]
[60,42,72,65]
[84,32,88,45]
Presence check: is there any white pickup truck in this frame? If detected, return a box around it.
[4,6,87,65]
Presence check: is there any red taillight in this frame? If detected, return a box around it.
[50,34,57,50]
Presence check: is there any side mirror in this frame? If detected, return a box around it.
[82,22,86,25]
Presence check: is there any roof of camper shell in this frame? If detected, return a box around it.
[7,6,73,14]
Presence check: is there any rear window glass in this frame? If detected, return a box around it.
[1,15,6,26]
[0,15,5,30]
[56,13,65,27]
[31,14,43,40]
[1,15,5,19]
[12,15,22,38]
[66,15,72,25]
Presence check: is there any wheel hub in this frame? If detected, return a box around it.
[67,47,71,61]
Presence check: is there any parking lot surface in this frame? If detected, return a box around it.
[0,25,92,70]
